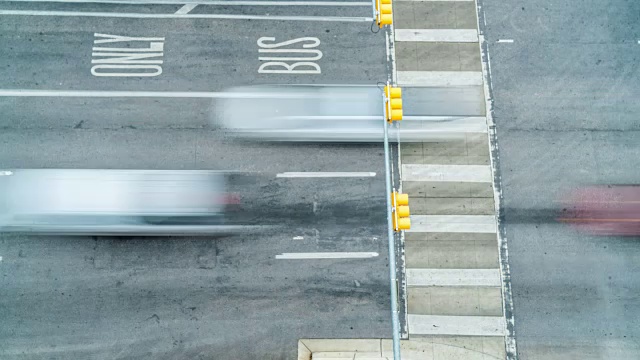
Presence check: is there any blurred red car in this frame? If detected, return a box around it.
[558,185,640,236]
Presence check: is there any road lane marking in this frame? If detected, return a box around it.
[409,215,497,233]
[407,269,501,287]
[175,4,197,14]
[276,172,377,178]
[408,315,505,336]
[92,33,165,77]
[402,116,487,133]
[258,37,322,75]
[0,89,324,99]
[497,39,514,43]
[292,236,304,240]
[396,71,484,86]
[9,0,371,5]
[395,29,478,43]
[402,164,492,182]
[0,9,373,22]
[276,252,379,259]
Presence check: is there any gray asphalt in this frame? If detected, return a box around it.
[0,4,393,359]
[0,16,385,90]
[479,0,640,358]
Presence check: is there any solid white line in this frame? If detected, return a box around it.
[407,268,501,287]
[276,252,379,259]
[395,29,478,43]
[497,39,514,43]
[276,172,376,178]
[7,0,371,5]
[396,71,484,86]
[408,315,505,336]
[175,3,197,14]
[409,215,497,233]
[397,0,472,1]
[402,164,492,182]
[0,10,373,22]
[0,89,317,99]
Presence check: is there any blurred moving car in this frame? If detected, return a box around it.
[211,85,466,143]
[557,185,640,236]
[0,169,253,236]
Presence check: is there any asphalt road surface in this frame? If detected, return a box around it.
[0,2,395,359]
[480,0,640,358]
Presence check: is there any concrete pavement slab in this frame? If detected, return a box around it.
[402,87,486,116]
[407,269,501,286]
[409,197,494,215]
[394,1,477,30]
[418,43,482,71]
[408,286,503,316]
[409,315,505,336]
[402,164,492,182]
[397,71,484,86]
[403,181,493,198]
[400,154,490,165]
[395,29,478,42]
[409,215,497,233]
[405,231,496,242]
[382,336,505,360]
[300,336,506,359]
[405,240,499,268]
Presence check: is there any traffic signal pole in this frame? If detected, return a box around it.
[382,89,402,360]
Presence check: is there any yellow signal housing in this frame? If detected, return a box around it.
[384,86,403,122]
[391,192,411,231]
[376,0,393,27]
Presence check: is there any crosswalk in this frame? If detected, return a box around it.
[304,0,510,358]
[395,0,508,357]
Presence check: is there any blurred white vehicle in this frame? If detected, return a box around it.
[211,85,466,143]
[0,169,254,236]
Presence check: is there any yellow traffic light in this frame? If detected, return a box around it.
[391,192,410,231]
[384,86,403,122]
[376,0,393,27]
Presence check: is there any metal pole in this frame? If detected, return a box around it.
[382,93,401,360]
[371,0,377,22]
